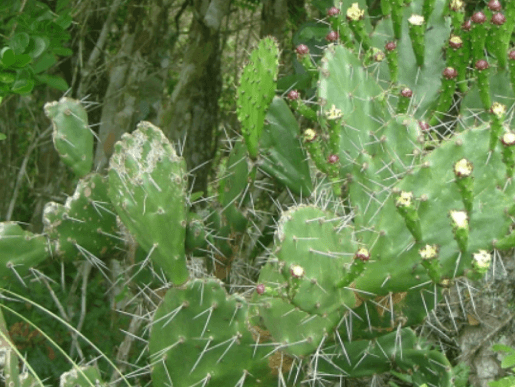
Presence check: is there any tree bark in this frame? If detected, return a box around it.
[158,0,232,195]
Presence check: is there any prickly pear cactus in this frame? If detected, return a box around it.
[44,97,93,178]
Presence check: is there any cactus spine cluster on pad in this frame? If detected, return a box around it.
[4,0,515,385]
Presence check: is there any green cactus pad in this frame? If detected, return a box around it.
[149,279,277,387]
[257,205,358,356]
[237,37,279,160]
[43,173,121,262]
[59,366,106,387]
[0,222,50,286]
[44,97,93,177]
[109,121,189,285]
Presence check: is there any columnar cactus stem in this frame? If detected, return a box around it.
[296,44,317,76]
[467,250,491,280]
[346,3,370,51]
[390,0,405,40]
[419,244,442,284]
[286,90,317,121]
[449,0,465,30]
[408,14,426,67]
[446,35,469,92]
[384,41,398,83]
[430,67,458,126]
[509,51,515,95]
[453,158,474,213]
[337,248,370,288]
[397,87,413,114]
[490,102,506,151]
[470,11,488,64]
[450,210,469,252]
[422,0,436,22]
[380,0,391,16]
[302,129,327,173]
[490,12,508,69]
[475,59,491,110]
[501,131,515,178]
[395,191,423,241]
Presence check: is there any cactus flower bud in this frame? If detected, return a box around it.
[408,14,425,26]
[396,191,413,207]
[509,51,515,61]
[354,248,370,261]
[475,59,489,71]
[374,51,385,62]
[326,104,343,119]
[449,35,463,49]
[327,154,339,164]
[501,131,515,146]
[327,6,340,17]
[471,11,486,24]
[385,41,397,51]
[454,158,473,178]
[449,0,464,12]
[491,13,506,25]
[401,88,413,98]
[462,19,472,31]
[287,90,300,100]
[303,129,317,142]
[419,244,439,259]
[418,121,430,131]
[450,210,468,229]
[491,102,506,117]
[488,0,502,12]
[443,67,458,80]
[346,3,364,21]
[290,264,305,278]
[326,31,339,42]
[256,284,266,294]
[473,250,491,272]
[296,44,309,57]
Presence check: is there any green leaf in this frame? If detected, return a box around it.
[13,53,32,68]
[502,353,515,369]
[55,13,73,29]
[35,74,68,91]
[10,32,30,54]
[492,344,515,354]
[0,132,5,140]
[1,48,15,67]
[52,46,73,56]
[0,71,16,84]
[489,376,515,387]
[11,78,34,94]
[26,36,48,58]
[33,52,56,73]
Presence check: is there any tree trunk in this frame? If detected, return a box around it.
[159,0,232,195]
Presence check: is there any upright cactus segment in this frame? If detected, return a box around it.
[149,279,277,387]
[43,173,121,262]
[59,366,106,387]
[0,222,50,286]
[44,97,93,178]
[108,121,189,285]
[236,37,279,160]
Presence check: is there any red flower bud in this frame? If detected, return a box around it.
[401,88,413,98]
[491,13,506,26]
[462,19,472,31]
[443,67,458,80]
[287,90,300,100]
[488,0,502,12]
[326,31,339,42]
[327,6,340,17]
[256,284,265,294]
[385,41,397,51]
[296,44,309,56]
[471,11,487,24]
[475,59,489,71]
[328,154,339,164]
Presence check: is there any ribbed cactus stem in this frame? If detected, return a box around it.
[450,210,469,252]
[389,0,405,40]
[336,248,370,288]
[397,87,413,114]
[346,3,370,51]
[490,102,506,151]
[408,14,426,67]
[509,51,515,95]
[453,158,474,213]
[467,250,491,280]
[490,12,508,69]
[422,0,436,22]
[385,41,398,83]
[286,90,317,121]
[395,191,423,241]
[501,131,515,178]
[446,35,469,92]
[303,129,328,175]
[449,0,465,30]
[419,244,442,283]
[470,11,488,64]
[475,59,491,110]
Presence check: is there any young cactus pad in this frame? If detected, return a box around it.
[44,97,93,177]
[108,121,189,285]
[236,37,279,159]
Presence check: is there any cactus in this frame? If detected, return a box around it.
[6,0,515,385]
[44,97,93,178]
